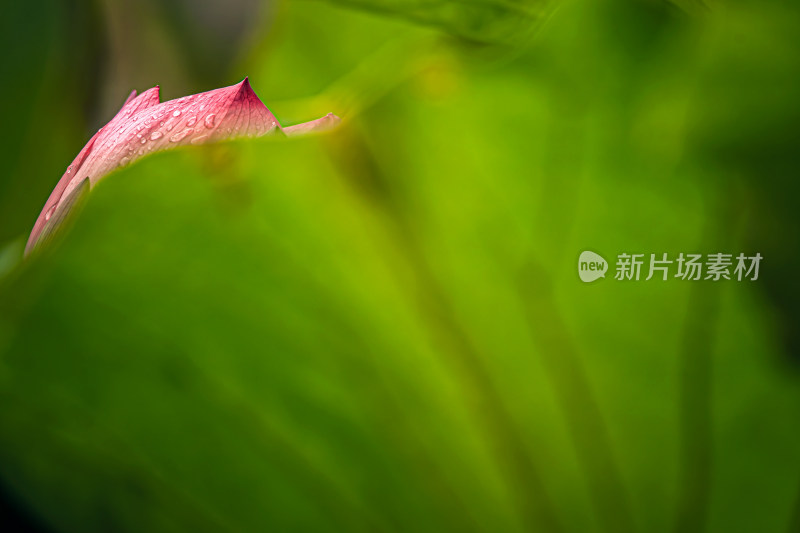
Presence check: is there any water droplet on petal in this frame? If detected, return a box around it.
[66,166,72,174]
[226,128,232,134]
[172,110,181,117]
[204,114,216,128]
[120,156,130,166]
[44,204,57,221]
[186,116,197,127]
[140,137,147,144]
[170,129,193,143]
[191,135,208,145]
[150,131,163,140]
[159,121,165,126]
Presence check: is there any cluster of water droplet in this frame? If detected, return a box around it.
[109,99,224,169]
[84,89,279,178]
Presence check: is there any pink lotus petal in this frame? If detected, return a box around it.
[284,113,341,136]
[26,78,292,255]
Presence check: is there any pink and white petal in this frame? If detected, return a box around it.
[25,133,100,255]
[26,87,162,254]
[64,78,280,197]
[27,78,323,256]
[115,87,161,119]
[283,113,341,136]
[122,89,138,107]
[98,86,161,146]
[207,77,281,141]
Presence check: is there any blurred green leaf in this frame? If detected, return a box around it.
[0,1,103,243]
[305,0,551,45]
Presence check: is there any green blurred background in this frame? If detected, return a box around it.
[1,0,800,531]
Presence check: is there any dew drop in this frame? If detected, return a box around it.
[140,137,147,144]
[204,114,216,128]
[44,204,57,221]
[159,121,165,126]
[186,116,197,127]
[172,110,181,117]
[120,156,130,166]
[170,129,193,143]
[136,133,142,138]
[66,165,72,174]
[191,135,208,145]
[150,131,163,140]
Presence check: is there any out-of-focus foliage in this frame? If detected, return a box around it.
[1,0,800,532]
[308,0,551,45]
[0,1,101,244]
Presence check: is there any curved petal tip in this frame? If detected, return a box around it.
[284,113,342,137]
